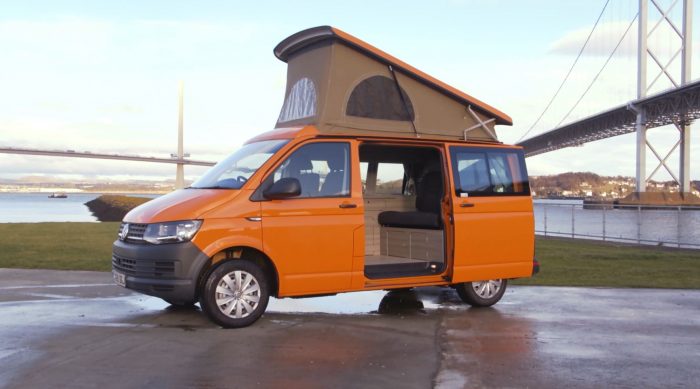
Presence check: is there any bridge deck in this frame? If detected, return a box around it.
[517,79,700,157]
[0,147,215,166]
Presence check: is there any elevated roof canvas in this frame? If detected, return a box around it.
[273,26,512,141]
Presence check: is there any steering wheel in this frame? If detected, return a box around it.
[236,175,248,183]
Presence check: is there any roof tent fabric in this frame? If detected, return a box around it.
[274,26,512,141]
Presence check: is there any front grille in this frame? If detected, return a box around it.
[118,223,148,244]
[112,254,178,279]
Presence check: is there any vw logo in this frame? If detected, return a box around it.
[119,223,129,241]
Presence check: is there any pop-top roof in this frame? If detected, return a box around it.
[272,26,512,141]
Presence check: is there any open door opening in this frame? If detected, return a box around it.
[360,144,447,279]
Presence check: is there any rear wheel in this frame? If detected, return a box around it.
[200,260,269,328]
[455,279,507,307]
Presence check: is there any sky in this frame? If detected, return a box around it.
[1,0,698,182]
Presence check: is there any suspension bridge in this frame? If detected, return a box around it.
[0,0,696,194]
[517,0,696,196]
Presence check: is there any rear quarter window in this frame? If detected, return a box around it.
[449,147,530,196]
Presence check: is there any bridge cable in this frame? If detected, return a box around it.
[555,12,638,129]
[517,0,611,143]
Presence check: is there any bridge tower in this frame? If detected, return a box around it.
[635,0,693,194]
[175,81,185,190]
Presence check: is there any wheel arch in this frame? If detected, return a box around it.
[198,246,281,298]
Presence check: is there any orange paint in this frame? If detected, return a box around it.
[125,126,535,298]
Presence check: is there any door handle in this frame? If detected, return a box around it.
[460,203,475,208]
[339,203,357,209]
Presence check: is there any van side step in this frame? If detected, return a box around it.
[364,261,444,280]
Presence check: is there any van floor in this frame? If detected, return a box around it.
[364,255,444,279]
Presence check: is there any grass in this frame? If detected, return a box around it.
[0,222,119,271]
[512,237,700,289]
[0,223,698,288]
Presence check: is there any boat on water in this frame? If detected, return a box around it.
[48,193,68,198]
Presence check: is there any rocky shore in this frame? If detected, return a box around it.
[85,195,151,222]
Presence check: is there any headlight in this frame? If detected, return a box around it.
[143,220,202,244]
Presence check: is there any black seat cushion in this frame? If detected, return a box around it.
[378,211,442,229]
[377,170,444,230]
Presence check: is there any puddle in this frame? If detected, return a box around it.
[129,286,464,316]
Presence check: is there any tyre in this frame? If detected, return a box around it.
[200,260,269,328]
[455,279,507,307]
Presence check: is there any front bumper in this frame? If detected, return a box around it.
[112,240,210,304]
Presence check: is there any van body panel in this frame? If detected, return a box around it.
[114,127,535,307]
[260,197,362,296]
[258,138,364,297]
[123,189,240,224]
[446,144,535,282]
[451,206,534,281]
[191,217,264,259]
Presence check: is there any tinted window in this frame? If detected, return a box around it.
[269,142,350,198]
[450,147,529,196]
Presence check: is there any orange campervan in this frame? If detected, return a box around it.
[112,26,537,328]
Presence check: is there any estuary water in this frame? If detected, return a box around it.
[1,193,698,248]
[0,193,158,223]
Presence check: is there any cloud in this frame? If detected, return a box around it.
[549,18,693,61]
[549,20,638,57]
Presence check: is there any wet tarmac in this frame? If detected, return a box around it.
[1,268,699,388]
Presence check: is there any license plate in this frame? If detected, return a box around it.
[113,270,126,287]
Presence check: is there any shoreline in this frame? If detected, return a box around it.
[0,190,168,195]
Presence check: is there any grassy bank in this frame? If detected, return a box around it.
[511,237,700,288]
[0,223,698,288]
[0,222,119,271]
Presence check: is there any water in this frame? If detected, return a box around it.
[534,199,700,248]
[0,193,159,223]
[1,193,698,248]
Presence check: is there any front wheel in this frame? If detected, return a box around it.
[200,260,269,328]
[455,279,507,307]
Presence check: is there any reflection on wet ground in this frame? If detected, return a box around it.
[2,268,700,388]
[129,285,459,318]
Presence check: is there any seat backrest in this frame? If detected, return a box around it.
[320,153,347,196]
[416,171,443,214]
[287,154,320,196]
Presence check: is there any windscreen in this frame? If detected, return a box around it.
[190,140,289,189]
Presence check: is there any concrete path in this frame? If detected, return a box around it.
[1,268,699,388]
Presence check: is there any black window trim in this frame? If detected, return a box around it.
[449,146,530,197]
[251,140,353,201]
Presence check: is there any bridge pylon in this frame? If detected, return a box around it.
[635,0,693,194]
[175,81,185,190]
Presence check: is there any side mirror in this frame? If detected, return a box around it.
[263,177,302,199]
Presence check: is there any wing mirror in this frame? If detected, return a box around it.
[263,177,302,199]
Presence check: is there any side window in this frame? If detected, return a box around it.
[450,147,529,196]
[375,162,405,195]
[269,142,350,198]
[277,77,317,123]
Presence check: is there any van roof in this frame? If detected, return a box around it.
[272,26,512,142]
[274,26,512,126]
[246,125,522,149]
